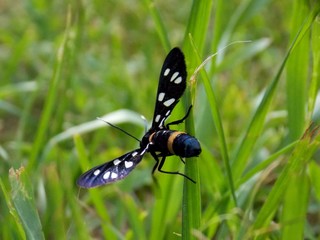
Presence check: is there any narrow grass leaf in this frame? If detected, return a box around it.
[143,0,170,50]
[0,179,26,239]
[251,125,320,238]
[183,0,213,55]
[308,12,320,117]
[182,1,214,238]
[9,167,44,240]
[308,161,320,201]
[281,168,310,240]
[286,0,310,140]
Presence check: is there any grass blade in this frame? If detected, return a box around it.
[182,1,214,239]
[0,179,26,239]
[250,125,320,239]
[9,167,44,240]
[286,0,310,140]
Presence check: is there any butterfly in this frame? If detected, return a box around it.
[77,47,201,188]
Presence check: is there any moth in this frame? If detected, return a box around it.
[77,47,201,188]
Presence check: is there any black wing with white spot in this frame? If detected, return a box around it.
[77,148,147,188]
[151,48,187,129]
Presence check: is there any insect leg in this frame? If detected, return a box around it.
[166,105,193,128]
[150,151,160,174]
[150,152,195,183]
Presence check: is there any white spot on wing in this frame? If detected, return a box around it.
[140,146,149,155]
[155,114,161,122]
[164,98,175,107]
[103,171,110,179]
[159,118,166,127]
[174,76,182,84]
[93,169,100,176]
[164,68,170,76]
[170,72,179,82]
[132,151,138,157]
[111,172,118,179]
[165,110,171,116]
[125,161,133,168]
[158,92,165,101]
[113,159,121,165]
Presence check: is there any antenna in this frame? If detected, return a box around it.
[97,117,141,143]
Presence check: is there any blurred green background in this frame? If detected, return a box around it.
[1,0,320,239]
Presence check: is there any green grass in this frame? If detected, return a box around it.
[1,0,320,239]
